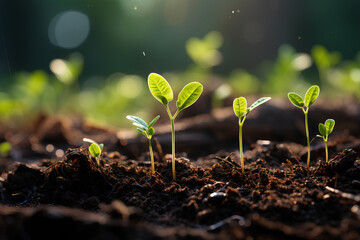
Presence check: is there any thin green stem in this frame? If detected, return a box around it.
[171,118,175,180]
[239,123,244,174]
[166,104,178,180]
[148,137,155,175]
[304,111,310,175]
[324,139,328,163]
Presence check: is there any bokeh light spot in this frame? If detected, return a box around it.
[49,11,90,49]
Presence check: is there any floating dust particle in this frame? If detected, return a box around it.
[232,10,235,14]
[142,51,146,56]
[298,36,302,40]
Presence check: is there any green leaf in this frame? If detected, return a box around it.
[99,143,104,151]
[148,115,160,128]
[248,97,271,112]
[148,127,155,136]
[318,123,327,137]
[288,93,304,108]
[176,82,203,111]
[126,115,148,130]
[136,128,147,136]
[233,97,247,118]
[148,73,173,105]
[132,122,147,130]
[89,143,101,158]
[325,119,335,135]
[304,85,320,107]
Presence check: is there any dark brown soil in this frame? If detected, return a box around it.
[0,100,360,240]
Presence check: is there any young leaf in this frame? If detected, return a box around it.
[148,127,155,136]
[136,128,147,136]
[148,115,160,128]
[132,122,147,130]
[248,97,271,112]
[318,123,327,137]
[89,143,101,158]
[288,93,304,108]
[233,97,247,118]
[126,115,148,130]
[304,85,320,107]
[324,119,335,135]
[99,143,104,151]
[176,82,203,111]
[148,73,173,105]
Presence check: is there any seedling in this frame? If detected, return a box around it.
[288,85,320,174]
[233,97,271,174]
[148,73,203,180]
[317,119,335,163]
[83,138,104,166]
[126,115,160,175]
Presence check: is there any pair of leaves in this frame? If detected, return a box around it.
[318,119,335,138]
[126,115,160,136]
[233,97,271,119]
[288,85,320,108]
[148,73,203,112]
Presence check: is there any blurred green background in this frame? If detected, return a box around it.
[1,0,360,127]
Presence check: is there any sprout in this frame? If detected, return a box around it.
[148,73,203,180]
[233,97,271,174]
[288,85,320,174]
[126,115,160,175]
[0,142,11,158]
[317,119,335,163]
[83,138,104,166]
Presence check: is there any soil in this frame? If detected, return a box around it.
[0,100,360,240]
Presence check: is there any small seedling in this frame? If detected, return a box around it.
[148,73,203,180]
[317,119,335,163]
[126,115,160,175]
[0,142,11,158]
[288,85,320,174]
[233,97,271,174]
[83,138,104,166]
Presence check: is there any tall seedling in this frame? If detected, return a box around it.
[288,85,320,174]
[233,97,271,174]
[148,73,203,180]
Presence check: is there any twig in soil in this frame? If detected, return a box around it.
[204,215,246,232]
[154,137,163,161]
[216,152,241,169]
[325,186,360,202]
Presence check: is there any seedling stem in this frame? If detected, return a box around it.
[166,105,179,180]
[239,121,244,174]
[304,110,310,173]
